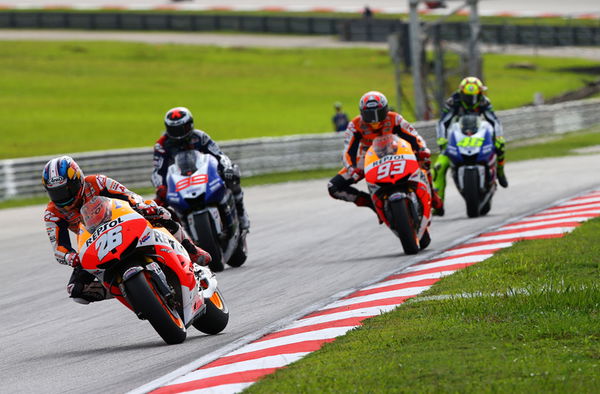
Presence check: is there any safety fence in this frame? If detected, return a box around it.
[0,11,599,47]
[1,98,600,200]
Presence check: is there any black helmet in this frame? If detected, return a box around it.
[165,107,194,140]
[359,91,389,123]
[42,156,85,208]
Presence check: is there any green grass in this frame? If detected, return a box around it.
[507,125,600,161]
[247,218,600,393]
[0,40,598,159]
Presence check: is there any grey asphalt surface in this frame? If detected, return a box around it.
[1,153,600,393]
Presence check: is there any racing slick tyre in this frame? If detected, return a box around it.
[193,212,224,272]
[192,289,229,335]
[463,169,481,218]
[390,199,420,255]
[125,271,187,345]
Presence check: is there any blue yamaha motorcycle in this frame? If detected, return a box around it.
[445,115,498,218]
[165,150,247,272]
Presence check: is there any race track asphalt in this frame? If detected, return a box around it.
[1,152,599,393]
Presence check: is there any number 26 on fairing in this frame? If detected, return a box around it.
[96,227,123,260]
[377,161,406,180]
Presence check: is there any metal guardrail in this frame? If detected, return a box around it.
[2,98,600,201]
[0,11,599,47]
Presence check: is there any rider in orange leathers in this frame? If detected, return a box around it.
[43,156,210,304]
[327,91,443,220]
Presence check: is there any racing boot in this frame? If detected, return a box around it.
[431,154,450,216]
[497,165,508,188]
[235,198,250,232]
[495,137,508,188]
[193,264,218,294]
[356,192,383,224]
[181,238,212,267]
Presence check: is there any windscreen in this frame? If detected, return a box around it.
[81,196,113,233]
[175,150,200,176]
[372,134,397,158]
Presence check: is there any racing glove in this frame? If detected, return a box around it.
[134,200,171,222]
[154,185,167,206]
[416,148,432,169]
[348,166,364,181]
[437,137,448,151]
[61,251,81,267]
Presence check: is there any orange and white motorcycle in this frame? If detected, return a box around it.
[76,196,228,345]
[364,134,432,255]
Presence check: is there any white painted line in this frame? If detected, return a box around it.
[288,305,397,329]
[169,353,309,386]
[469,226,577,243]
[500,216,591,230]
[324,286,432,309]
[439,242,512,256]
[192,382,254,394]
[227,326,353,357]
[361,270,456,291]
[405,253,494,272]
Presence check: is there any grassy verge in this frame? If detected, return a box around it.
[0,40,598,158]
[247,217,600,393]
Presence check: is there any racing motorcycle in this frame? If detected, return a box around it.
[77,196,229,345]
[165,150,247,272]
[445,114,497,218]
[364,134,432,255]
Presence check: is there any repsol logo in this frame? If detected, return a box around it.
[373,155,404,166]
[86,217,124,246]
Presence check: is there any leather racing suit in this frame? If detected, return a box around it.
[433,92,507,213]
[44,174,206,304]
[327,111,439,220]
[151,129,249,230]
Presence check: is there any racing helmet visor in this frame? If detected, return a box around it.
[361,107,388,123]
[166,123,193,140]
[47,177,83,207]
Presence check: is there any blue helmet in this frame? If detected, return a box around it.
[42,156,84,208]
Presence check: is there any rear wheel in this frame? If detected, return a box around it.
[125,271,187,345]
[390,199,420,255]
[192,212,224,272]
[463,169,481,218]
[192,289,229,335]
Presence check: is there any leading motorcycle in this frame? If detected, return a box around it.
[445,114,497,218]
[364,134,432,255]
[165,150,247,272]
[76,196,229,345]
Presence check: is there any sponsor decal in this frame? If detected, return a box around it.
[140,233,151,244]
[85,217,124,247]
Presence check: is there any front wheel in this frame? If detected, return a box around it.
[192,212,224,272]
[192,289,229,335]
[463,169,481,218]
[390,199,420,255]
[125,271,187,345]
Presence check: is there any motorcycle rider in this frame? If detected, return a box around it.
[432,76,508,216]
[42,156,211,304]
[327,91,443,221]
[152,107,250,231]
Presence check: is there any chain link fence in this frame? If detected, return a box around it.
[2,98,600,201]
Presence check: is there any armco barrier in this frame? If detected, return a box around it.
[1,98,600,201]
